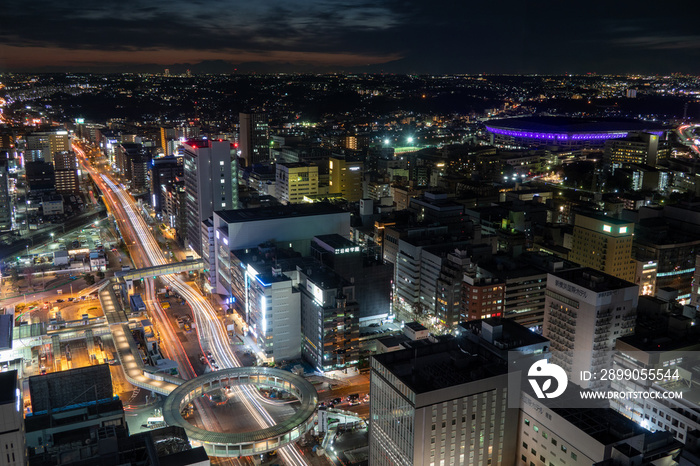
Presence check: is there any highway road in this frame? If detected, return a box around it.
[74,143,310,465]
[677,124,700,155]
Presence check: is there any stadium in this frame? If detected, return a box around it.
[485,116,668,148]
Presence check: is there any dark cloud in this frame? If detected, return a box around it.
[0,0,699,73]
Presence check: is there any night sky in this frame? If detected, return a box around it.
[1,0,699,74]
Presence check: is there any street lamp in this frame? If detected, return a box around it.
[50,233,54,243]
[407,136,414,144]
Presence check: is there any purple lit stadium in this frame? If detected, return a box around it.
[485,116,667,148]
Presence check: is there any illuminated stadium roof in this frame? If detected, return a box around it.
[485,116,667,142]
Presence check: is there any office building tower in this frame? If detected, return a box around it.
[0,370,25,466]
[519,391,681,465]
[612,322,700,443]
[0,159,12,230]
[569,212,636,282]
[605,132,660,168]
[25,161,55,192]
[160,127,177,155]
[243,262,301,362]
[633,218,700,303]
[151,156,183,212]
[543,268,638,389]
[53,151,79,194]
[115,142,149,183]
[164,179,187,246]
[239,112,269,167]
[211,203,350,295]
[183,139,233,254]
[275,163,319,204]
[369,318,548,466]
[25,130,70,165]
[434,250,475,328]
[462,264,505,321]
[299,265,359,371]
[311,234,393,321]
[329,155,363,202]
[395,233,477,320]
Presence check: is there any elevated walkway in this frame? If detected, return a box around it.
[114,259,204,281]
[162,368,318,457]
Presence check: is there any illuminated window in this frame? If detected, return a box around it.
[603,225,612,233]
[619,226,628,234]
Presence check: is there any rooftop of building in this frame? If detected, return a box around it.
[216,202,346,224]
[551,267,637,292]
[25,398,125,433]
[0,370,17,405]
[301,264,349,291]
[372,339,505,394]
[313,234,357,251]
[616,329,700,353]
[575,210,633,225]
[458,317,549,349]
[375,319,547,394]
[255,271,292,287]
[552,405,647,445]
[405,321,428,332]
[277,162,317,169]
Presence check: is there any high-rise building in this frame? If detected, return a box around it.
[519,391,681,465]
[275,162,319,204]
[543,268,638,389]
[299,265,359,372]
[212,203,350,296]
[160,127,177,155]
[163,179,187,246]
[0,159,12,230]
[25,161,55,193]
[239,112,269,167]
[0,370,25,466]
[25,130,70,164]
[633,218,700,303]
[329,155,363,202]
[238,260,301,362]
[150,156,183,212]
[54,169,79,193]
[613,329,700,443]
[311,234,393,320]
[462,264,505,321]
[569,212,636,282]
[183,140,233,254]
[605,132,661,168]
[369,318,548,466]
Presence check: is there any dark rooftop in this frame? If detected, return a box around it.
[575,210,634,225]
[551,267,637,293]
[313,234,357,252]
[216,202,346,224]
[301,265,348,291]
[553,406,647,445]
[372,339,504,394]
[405,321,428,332]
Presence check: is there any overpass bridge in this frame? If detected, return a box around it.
[97,279,318,455]
[114,259,204,281]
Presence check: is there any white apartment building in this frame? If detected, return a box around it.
[544,268,638,390]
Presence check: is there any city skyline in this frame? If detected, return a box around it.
[1,0,700,74]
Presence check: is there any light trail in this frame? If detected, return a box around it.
[76,144,308,465]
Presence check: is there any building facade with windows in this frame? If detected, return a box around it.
[543,268,638,390]
[183,139,232,254]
